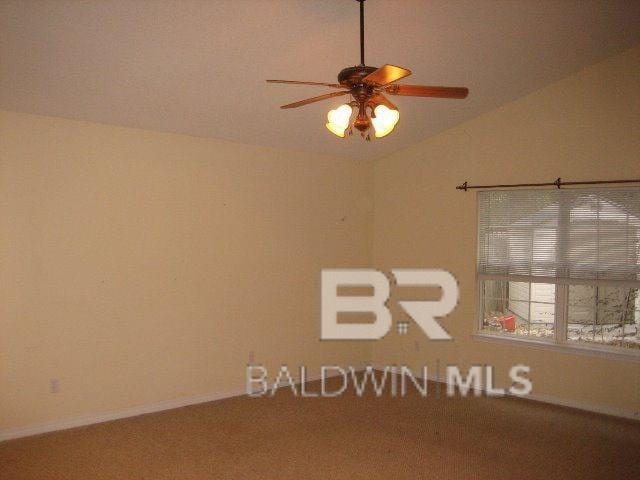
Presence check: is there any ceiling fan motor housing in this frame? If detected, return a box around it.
[337,66,378,88]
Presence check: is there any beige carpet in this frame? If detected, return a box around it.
[1,378,639,479]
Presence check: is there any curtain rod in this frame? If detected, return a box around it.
[456,178,640,192]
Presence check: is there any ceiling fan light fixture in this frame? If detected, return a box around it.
[371,104,399,138]
[325,104,353,137]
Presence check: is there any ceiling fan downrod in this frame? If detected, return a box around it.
[358,0,366,66]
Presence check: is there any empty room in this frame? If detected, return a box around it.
[1,1,639,479]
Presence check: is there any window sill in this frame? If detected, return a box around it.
[472,332,640,362]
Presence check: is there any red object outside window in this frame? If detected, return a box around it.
[498,315,516,332]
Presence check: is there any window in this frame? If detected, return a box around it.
[477,188,640,355]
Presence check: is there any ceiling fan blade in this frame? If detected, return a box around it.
[267,80,344,89]
[363,64,412,86]
[386,84,469,99]
[369,93,397,111]
[280,91,350,109]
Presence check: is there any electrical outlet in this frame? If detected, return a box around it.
[50,378,59,394]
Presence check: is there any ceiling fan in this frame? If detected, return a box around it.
[267,0,469,140]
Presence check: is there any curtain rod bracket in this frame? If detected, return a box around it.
[456,181,468,191]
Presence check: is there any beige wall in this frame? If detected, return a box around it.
[0,112,373,430]
[372,46,640,416]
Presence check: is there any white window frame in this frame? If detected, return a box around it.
[473,191,640,362]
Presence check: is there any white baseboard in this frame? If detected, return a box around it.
[0,388,246,443]
[369,364,639,421]
[0,370,341,442]
[518,390,638,420]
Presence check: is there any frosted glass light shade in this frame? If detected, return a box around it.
[325,104,353,137]
[371,105,399,138]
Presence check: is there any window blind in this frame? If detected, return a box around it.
[477,187,640,285]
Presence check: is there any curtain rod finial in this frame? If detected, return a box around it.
[456,181,468,192]
[555,177,562,189]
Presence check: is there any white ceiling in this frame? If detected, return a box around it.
[1,1,639,160]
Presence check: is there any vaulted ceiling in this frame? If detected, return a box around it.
[1,1,639,159]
